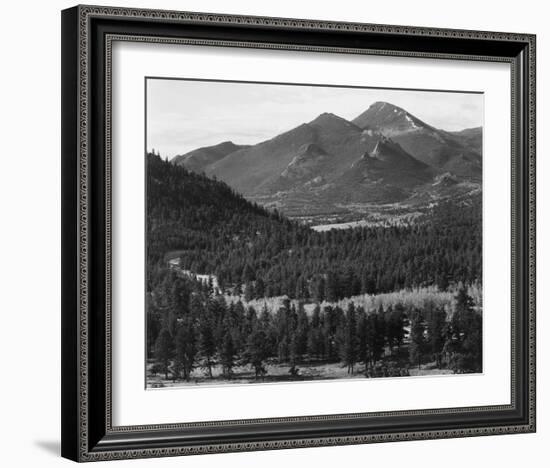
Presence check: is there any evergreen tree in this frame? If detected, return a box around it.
[314,277,325,303]
[428,305,447,368]
[295,303,310,357]
[231,301,246,355]
[339,303,359,373]
[243,281,255,302]
[146,297,162,358]
[198,311,216,378]
[307,305,324,358]
[254,277,265,298]
[325,271,340,302]
[295,275,309,301]
[259,304,275,356]
[288,330,300,376]
[154,328,174,380]
[243,327,270,379]
[218,327,236,379]
[409,310,426,370]
[385,304,407,354]
[448,285,482,373]
[242,263,255,283]
[357,307,368,368]
[322,305,339,362]
[452,284,476,337]
[460,313,482,372]
[174,318,197,381]
[373,306,387,360]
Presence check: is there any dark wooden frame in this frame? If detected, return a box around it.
[61,5,536,462]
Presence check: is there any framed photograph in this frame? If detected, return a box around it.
[61,5,536,462]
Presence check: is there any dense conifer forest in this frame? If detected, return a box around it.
[147,153,481,299]
[146,153,482,385]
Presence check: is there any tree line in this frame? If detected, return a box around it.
[147,153,482,302]
[149,271,482,382]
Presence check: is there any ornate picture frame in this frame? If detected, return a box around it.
[61,5,536,462]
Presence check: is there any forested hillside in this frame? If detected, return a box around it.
[146,153,482,384]
[147,153,481,301]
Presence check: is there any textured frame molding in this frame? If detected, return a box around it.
[61,5,536,462]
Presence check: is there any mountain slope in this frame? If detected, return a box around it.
[147,152,481,299]
[352,102,482,179]
[353,101,433,135]
[147,151,288,269]
[448,127,483,153]
[318,137,435,204]
[172,141,248,173]
[206,123,318,195]
[169,102,482,218]
[206,113,393,196]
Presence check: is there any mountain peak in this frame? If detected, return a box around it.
[217,140,236,147]
[352,101,430,135]
[308,112,360,132]
[369,101,402,112]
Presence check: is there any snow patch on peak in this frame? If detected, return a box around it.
[405,114,420,130]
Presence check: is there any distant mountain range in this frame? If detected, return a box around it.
[171,101,482,219]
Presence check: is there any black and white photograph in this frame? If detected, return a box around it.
[145,79,483,388]
[52,2,539,463]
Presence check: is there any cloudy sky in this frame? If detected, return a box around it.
[146,78,483,158]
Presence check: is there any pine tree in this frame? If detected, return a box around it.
[339,303,359,374]
[322,305,338,361]
[154,328,174,380]
[288,330,300,376]
[254,277,265,298]
[445,284,482,373]
[452,284,476,337]
[242,263,255,283]
[295,275,309,300]
[243,327,269,379]
[357,307,368,369]
[409,310,426,370]
[314,276,325,303]
[385,304,407,354]
[373,306,387,361]
[461,313,482,372]
[231,301,246,355]
[307,305,324,358]
[325,271,340,302]
[146,298,162,358]
[169,277,190,317]
[361,308,386,370]
[218,317,237,378]
[259,304,275,356]
[449,285,482,373]
[174,318,197,381]
[428,305,447,368]
[198,312,216,378]
[295,303,309,357]
[243,281,255,302]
